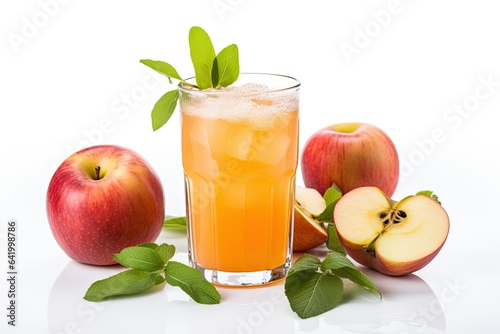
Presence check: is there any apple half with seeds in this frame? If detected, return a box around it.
[293,186,327,252]
[334,186,450,276]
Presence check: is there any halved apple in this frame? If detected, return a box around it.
[293,186,328,252]
[334,186,450,276]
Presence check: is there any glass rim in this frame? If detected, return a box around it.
[178,72,301,96]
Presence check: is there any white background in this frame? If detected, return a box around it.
[1,0,500,333]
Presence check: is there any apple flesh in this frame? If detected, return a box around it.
[46,145,165,265]
[334,186,449,276]
[293,186,327,252]
[301,123,399,197]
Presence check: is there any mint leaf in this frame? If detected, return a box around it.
[189,26,216,89]
[113,246,165,272]
[325,223,346,255]
[137,242,159,250]
[288,253,322,275]
[286,254,344,319]
[285,246,380,318]
[317,184,342,222]
[323,184,342,205]
[416,190,441,205]
[165,261,221,304]
[83,269,164,302]
[163,216,187,230]
[151,89,179,131]
[321,252,381,298]
[155,243,176,264]
[84,243,222,305]
[317,200,337,222]
[318,184,346,254]
[285,270,343,319]
[141,26,240,131]
[139,59,183,83]
[213,44,239,88]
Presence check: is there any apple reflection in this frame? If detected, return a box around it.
[48,254,446,334]
[307,268,446,333]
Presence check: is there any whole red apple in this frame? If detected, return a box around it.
[301,123,399,197]
[47,145,165,265]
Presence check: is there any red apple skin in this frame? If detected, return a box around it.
[47,145,165,265]
[337,235,447,276]
[301,123,399,197]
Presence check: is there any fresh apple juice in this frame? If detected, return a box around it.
[179,74,300,286]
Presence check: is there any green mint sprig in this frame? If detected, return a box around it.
[285,184,381,319]
[83,242,221,304]
[140,26,240,131]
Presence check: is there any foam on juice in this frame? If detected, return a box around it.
[180,83,298,128]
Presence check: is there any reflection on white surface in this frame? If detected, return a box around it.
[47,252,445,334]
[47,261,169,334]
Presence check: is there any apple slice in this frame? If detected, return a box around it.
[293,186,328,252]
[334,186,449,276]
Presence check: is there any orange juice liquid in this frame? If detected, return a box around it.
[181,95,299,273]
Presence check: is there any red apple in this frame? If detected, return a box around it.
[301,123,399,197]
[293,186,328,252]
[46,145,165,265]
[334,186,450,276]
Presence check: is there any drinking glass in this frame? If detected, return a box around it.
[179,73,300,286]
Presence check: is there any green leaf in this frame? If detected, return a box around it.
[213,44,239,88]
[165,261,221,304]
[285,271,343,319]
[317,184,342,222]
[317,201,336,222]
[140,59,183,83]
[151,89,179,131]
[112,246,165,272]
[288,253,321,276]
[155,243,176,264]
[83,269,164,302]
[325,223,346,255]
[323,184,342,205]
[416,190,441,205]
[189,26,216,89]
[137,242,159,250]
[163,216,187,230]
[321,252,381,298]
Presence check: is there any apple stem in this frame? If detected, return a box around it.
[95,166,101,180]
